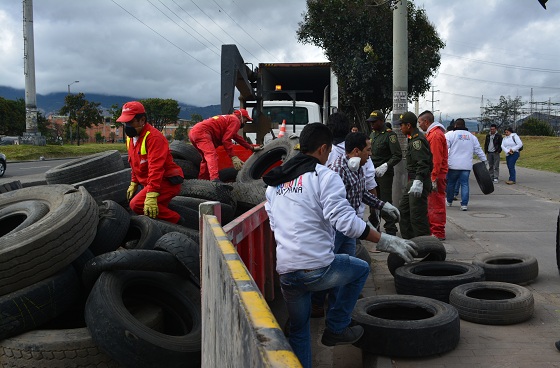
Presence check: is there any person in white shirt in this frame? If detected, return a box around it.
[445,119,487,211]
[500,127,523,184]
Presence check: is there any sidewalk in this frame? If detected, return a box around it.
[312,166,560,367]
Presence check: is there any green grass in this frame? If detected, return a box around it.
[1,143,127,161]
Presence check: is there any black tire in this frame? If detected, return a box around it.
[82,249,188,290]
[90,200,131,256]
[0,158,5,177]
[122,153,130,168]
[73,168,132,205]
[174,158,199,180]
[355,241,372,265]
[0,303,163,368]
[179,179,236,211]
[45,150,124,184]
[85,271,201,368]
[394,261,485,303]
[153,219,200,244]
[121,215,163,250]
[450,281,534,325]
[237,136,300,183]
[0,180,22,193]
[387,235,447,276]
[230,180,267,217]
[352,295,460,357]
[167,201,200,230]
[472,161,494,195]
[219,167,238,182]
[171,196,235,225]
[0,200,50,236]
[154,232,201,287]
[473,253,539,284]
[169,141,201,167]
[557,209,560,273]
[0,185,98,296]
[0,267,81,340]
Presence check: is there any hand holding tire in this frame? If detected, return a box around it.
[376,233,418,263]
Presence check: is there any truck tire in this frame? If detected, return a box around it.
[449,281,534,325]
[472,161,494,195]
[394,261,485,303]
[237,136,300,183]
[73,168,131,205]
[352,295,460,357]
[0,180,22,194]
[230,180,267,216]
[85,271,201,368]
[0,185,98,296]
[179,179,236,211]
[219,167,238,183]
[171,196,235,225]
[154,219,200,244]
[0,200,50,236]
[154,232,201,287]
[90,200,131,256]
[473,253,538,285]
[169,141,201,167]
[167,201,200,230]
[121,215,163,250]
[45,150,124,184]
[173,158,199,180]
[387,235,446,276]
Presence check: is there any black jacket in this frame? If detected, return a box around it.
[484,133,503,154]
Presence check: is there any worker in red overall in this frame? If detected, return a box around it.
[117,101,184,224]
[188,109,261,181]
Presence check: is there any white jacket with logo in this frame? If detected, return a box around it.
[501,133,523,156]
[446,129,486,170]
[265,163,368,274]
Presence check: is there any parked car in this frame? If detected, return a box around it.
[0,152,6,177]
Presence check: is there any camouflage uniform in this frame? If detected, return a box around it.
[399,128,433,239]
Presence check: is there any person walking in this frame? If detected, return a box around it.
[418,110,448,241]
[501,127,523,185]
[396,112,433,239]
[263,123,417,368]
[445,118,487,211]
[484,124,503,183]
[118,101,184,224]
[188,109,261,182]
[368,110,402,235]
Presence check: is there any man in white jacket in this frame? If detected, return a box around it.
[445,119,487,211]
[263,123,417,368]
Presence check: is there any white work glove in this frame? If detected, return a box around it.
[252,145,264,152]
[431,180,438,193]
[375,162,388,177]
[231,156,244,170]
[381,202,400,222]
[408,179,423,198]
[376,233,418,263]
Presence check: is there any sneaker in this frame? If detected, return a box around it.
[453,196,458,200]
[311,303,325,318]
[321,325,364,347]
[446,202,452,207]
[493,179,498,183]
[506,180,515,185]
[460,206,467,211]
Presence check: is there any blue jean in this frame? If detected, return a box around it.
[279,254,370,368]
[446,169,470,206]
[506,152,520,182]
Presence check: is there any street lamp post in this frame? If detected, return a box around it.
[67,81,79,144]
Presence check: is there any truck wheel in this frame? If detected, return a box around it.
[45,150,124,184]
[450,281,534,325]
[85,271,201,368]
[89,200,131,256]
[472,161,494,195]
[387,235,446,276]
[352,295,460,357]
[0,200,50,236]
[237,136,300,183]
[473,253,538,285]
[155,232,201,287]
[394,261,485,303]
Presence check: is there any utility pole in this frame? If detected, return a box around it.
[427,86,440,112]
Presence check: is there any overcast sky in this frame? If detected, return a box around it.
[1,0,558,120]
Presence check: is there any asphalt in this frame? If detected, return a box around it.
[311,165,560,368]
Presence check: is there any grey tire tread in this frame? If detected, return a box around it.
[472,253,538,284]
[179,179,236,210]
[90,200,131,256]
[45,150,124,185]
[154,232,201,287]
[169,141,201,166]
[0,180,22,194]
[73,168,131,205]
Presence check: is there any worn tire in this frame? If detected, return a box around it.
[171,196,235,225]
[73,168,132,205]
[394,261,485,303]
[153,219,200,244]
[472,161,494,195]
[122,215,163,250]
[352,295,460,357]
[230,180,267,216]
[0,200,50,236]
[237,136,300,183]
[45,150,124,184]
[90,200,131,256]
[169,141,201,167]
[450,281,534,325]
[0,180,22,194]
[179,179,236,211]
[154,232,201,287]
[387,236,447,276]
[219,167,238,183]
[174,158,199,180]
[473,253,538,284]
[0,185,98,296]
[167,201,200,230]
[0,267,81,340]
[85,271,201,368]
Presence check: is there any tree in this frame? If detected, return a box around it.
[108,103,124,142]
[517,117,556,136]
[191,113,203,123]
[174,122,187,141]
[59,93,103,145]
[297,0,445,125]
[481,96,523,130]
[140,98,180,131]
[0,97,25,135]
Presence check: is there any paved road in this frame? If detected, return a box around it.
[1,158,76,178]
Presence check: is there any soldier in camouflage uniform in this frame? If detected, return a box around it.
[395,112,433,239]
[367,110,402,235]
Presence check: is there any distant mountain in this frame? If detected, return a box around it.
[0,86,220,120]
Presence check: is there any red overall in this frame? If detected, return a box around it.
[128,123,183,223]
[426,125,448,239]
[188,114,253,180]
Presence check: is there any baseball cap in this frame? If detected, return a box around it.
[366,110,384,122]
[234,108,253,121]
[394,111,417,125]
[117,101,146,122]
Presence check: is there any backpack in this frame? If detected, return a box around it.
[513,136,523,151]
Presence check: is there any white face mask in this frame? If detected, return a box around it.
[348,157,361,172]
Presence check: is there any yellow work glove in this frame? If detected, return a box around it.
[231,156,244,171]
[144,192,159,218]
[126,182,138,201]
